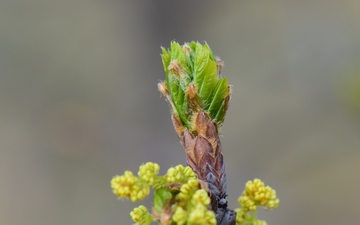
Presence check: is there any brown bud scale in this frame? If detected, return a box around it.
[175,110,227,210]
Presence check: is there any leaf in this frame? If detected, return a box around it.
[170,41,182,60]
[188,41,197,51]
[215,100,225,126]
[204,42,216,61]
[161,47,171,85]
[161,47,170,71]
[193,42,209,86]
[215,91,230,126]
[170,41,187,69]
[184,43,195,79]
[153,188,173,213]
[168,75,187,126]
[193,43,217,107]
[208,78,229,119]
[200,60,217,108]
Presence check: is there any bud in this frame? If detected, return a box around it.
[160,41,235,225]
[159,41,231,131]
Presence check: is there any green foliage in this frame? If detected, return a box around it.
[160,41,230,130]
[154,189,173,213]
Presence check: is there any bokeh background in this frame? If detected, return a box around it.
[1,1,360,224]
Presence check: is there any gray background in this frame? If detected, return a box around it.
[1,1,360,224]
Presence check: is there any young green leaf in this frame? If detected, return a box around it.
[153,189,173,213]
[208,78,229,119]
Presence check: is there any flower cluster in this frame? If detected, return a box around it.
[111,163,279,225]
[130,205,153,225]
[111,162,163,202]
[234,179,279,225]
[138,162,160,185]
[111,162,217,225]
[110,170,150,202]
[166,164,197,184]
[239,179,279,211]
[173,181,216,225]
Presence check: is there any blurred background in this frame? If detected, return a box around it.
[1,1,360,224]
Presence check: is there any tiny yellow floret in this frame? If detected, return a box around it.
[111,171,137,198]
[239,179,279,210]
[238,195,257,211]
[111,171,150,202]
[130,205,153,225]
[171,177,215,225]
[172,206,188,225]
[138,162,160,185]
[192,189,211,206]
[178,179,199,201]
[166,164,196,184]
[187,203,216,225]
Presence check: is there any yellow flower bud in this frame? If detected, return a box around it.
[111,171,138,198]
[172,206,188,225]
[238,195,257,211]
[138,162,160,185]
[130,205,152,225]
[178,179,199,201]
[188,203,207,223]
[192,189,211,206]
[111,171,150,202]
[166,165,196,184]
[240,179,279,210]
[205,210,217,225]
[187,203,216,225]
